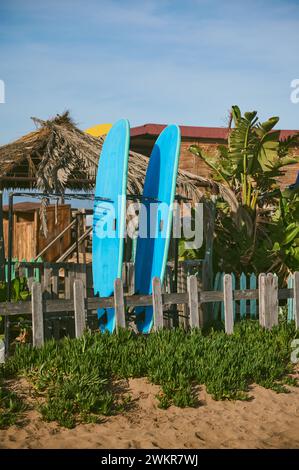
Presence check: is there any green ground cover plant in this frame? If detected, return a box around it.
[0,319,298,429]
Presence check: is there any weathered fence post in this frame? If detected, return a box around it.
[128,263,135,295]
[294,271,299,330]
[187,275,200,328]
[73,279,86,337]
[52,265,59,299]
[43,264,52,299]
[250,273,257,319]
[152,277,163,331]
[31,282,44,347]
[27,265,35,292]
[223,273,234,334]
[65,265,75,299]
[258,273,266,327]
[114,278,126,331]
[267,273,278,328]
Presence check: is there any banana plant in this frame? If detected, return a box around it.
[190,105,299,210]
[189,106,299,278]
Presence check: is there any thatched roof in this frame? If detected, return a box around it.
[0,111,219,203]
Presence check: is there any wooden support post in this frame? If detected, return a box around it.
[267,273,278,328]
[43,264,52,299]
[76,264,87,297]
[223,273,234,334]
[73,279,86,337]
[65,266,75,299]
[128,262,135,295]
[27,266,35,291]
[294,271,299,330]
[52,265,59,299]
[114,278,126,331]
[152,277,163,331]
[31,282,44,347]
[258,273,266,327]
[187,275,200,328]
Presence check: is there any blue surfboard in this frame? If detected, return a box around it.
[92,119,130,333]
[134,125,181,333]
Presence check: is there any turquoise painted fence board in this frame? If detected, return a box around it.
[212,271,221,320]
[240,272,247,319]
[215,271,258,320]
[250,273,257,319]
[5,258,42,283]
[220,273,225,321]
[21,258,27,278]
[12,258,18,280]
[288,274,294,321]
[231,272,236,320]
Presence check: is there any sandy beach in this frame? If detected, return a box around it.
[1,376,299,449]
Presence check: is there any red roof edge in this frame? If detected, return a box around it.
[130,123,299,141]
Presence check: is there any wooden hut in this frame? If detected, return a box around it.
[3,202,72,261]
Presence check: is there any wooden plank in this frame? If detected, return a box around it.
[250,273,257,319]
[114,278,126,331]
[43,264,52,299]
[279,288,294,300]
[27,266,35,291]
[31,282,44,347]
[288,274,294,322]
[52,265,59,299]
[239,272,247,319]
[68,266,75,300]
[267,273,278,328]
[220,273,225,321]
[1,284,295,318]
[223,274,234,334]
[187,275,200,328]
[294,272,299,330]
[128,262,135,295]
[152,277,163,331]
[231,272,236,320]
[179,263,189,330]
[75,264,87,297]
[212,271,221,320]
[259,273,266,327]
[73,279,86,338]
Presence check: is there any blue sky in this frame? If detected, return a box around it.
[0,0,299,147]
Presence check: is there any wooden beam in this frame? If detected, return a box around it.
[152,277,163,331]
[223,274,234,334]
[31,282,44,347]
[258,273,267,327]
[114,278,126,331]
[187,275,200,328]
[74,279,86,337]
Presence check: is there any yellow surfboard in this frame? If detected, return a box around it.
[85,123,112,137]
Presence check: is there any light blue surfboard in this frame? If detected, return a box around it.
[134,125,181,333]
[92,119,130,333]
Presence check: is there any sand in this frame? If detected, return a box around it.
[1,377,299,449]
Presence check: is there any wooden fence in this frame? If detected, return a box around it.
[1,272,298,347]
[213,271,297,321]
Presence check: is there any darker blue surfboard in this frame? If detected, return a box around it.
[92,119,130,333]
[134,125,181,333]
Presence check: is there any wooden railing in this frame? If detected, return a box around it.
[1,272,298,347]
